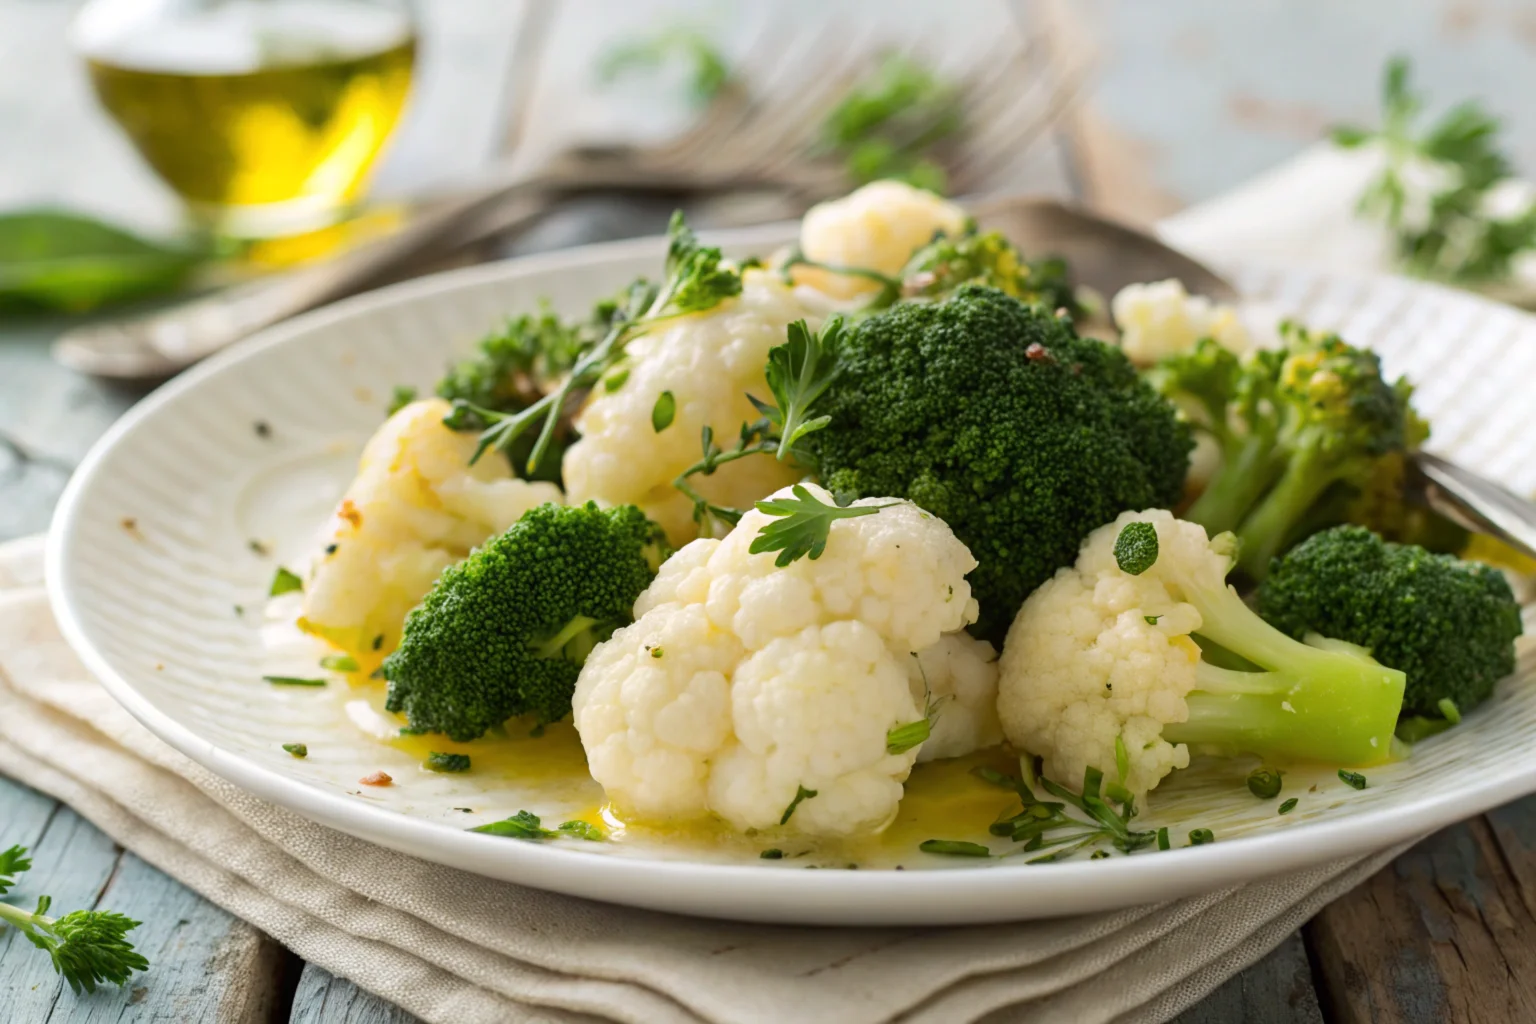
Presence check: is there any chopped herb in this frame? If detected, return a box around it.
[650,646,665,659]
[1279,798,1299,815]
[452,807,474,814]
[470,810,556,839]
[233,605,244,616]
[323,543,338,555]
[603,369,630,393]
[320,653,358,673]
[974,761,1162,860]
[281,743,308,758]
[268,567,303,597]
[371,635,384,651]
[1338,769,1368,790]
[886,718,931,755]
[556,820,604,842]
[248,539,270,557]
[1187,829,1216,846]
[1247,766,1284,800]
[779,785,818,825]
[1156,827,1170,851]
[651,390,676,432]
[1090,849,1112,860]
[760,848,785,860]
[1113,522,1158,575]
[919,839,992,857]
[398,726,428,736]
[1145,615,1161,625]
[254,421,271,439]
[425,752,471,773]
[262,675,326,687]
[751,484,895,567]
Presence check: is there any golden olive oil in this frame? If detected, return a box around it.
[79,2,415,238]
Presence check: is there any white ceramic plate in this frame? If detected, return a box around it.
[48,223,1536,925]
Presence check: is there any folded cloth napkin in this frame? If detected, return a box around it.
[0,533,1410,1023]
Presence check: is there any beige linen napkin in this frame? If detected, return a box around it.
[0,533,1411,1023]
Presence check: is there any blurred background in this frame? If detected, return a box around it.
[4,0,1536,538]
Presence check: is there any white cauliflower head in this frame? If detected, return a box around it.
[794,180,968,300]
[997,509,1217,797]
[1111,279,1251,366]
[907,631,1003,763]
[562,267,810,546]
[299,398,562,661]
[573,483,982,836]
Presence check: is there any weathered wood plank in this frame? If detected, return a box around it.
[1306,815,1536,1024]
[1171,931,1323,1024]
[289,964,420,1024]
[62,853,296,1024]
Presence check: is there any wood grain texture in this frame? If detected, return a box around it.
[1307,806,1536,1024]
[289,964,420,1024]
[1170,931,1324,1024]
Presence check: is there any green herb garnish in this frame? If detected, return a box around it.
[1187,829,1216,846]
[919,839,992,857]
[651,390,676,432]
[281,743,308,758]
[779,785,818,825]
[751,485,894,567]
[760,848,785,860]
[556,820,605,842]
[1279,798,1299,815]
[262,675,326,687]
[886,718,931,755]
[1338,769,1368,790]
[1246,766,1283,800]
[320,653,358,673]
[425,752,471,773]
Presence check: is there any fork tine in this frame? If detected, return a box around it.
[952,59,1091,193]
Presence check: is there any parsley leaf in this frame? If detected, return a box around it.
[750,484,894,567]
[268,567,303,597]
[757,317,843,461]
[779,785,818,825]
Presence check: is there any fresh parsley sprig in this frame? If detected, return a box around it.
[0,844,150,994]
[1333,55,1536,283]
[961,761,1161,863]
[470,213,743,474]
[470,810,605,841]
[750,485,895,567]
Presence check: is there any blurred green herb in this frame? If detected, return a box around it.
[0,209,204,313]
[821,54,963,193]
[599,27,730,106]
[1333,56,1536,284]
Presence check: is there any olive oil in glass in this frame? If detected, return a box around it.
[73,0,416,240]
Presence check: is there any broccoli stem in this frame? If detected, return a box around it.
[1165,576,1405,765]
[1233,447,1340,580]
[1184,431,1283,536]
[533,615,601,662]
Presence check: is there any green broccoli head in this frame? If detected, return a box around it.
[808,284,1192,642]
[897,230,1081,318]
[1258,525,1524,720]
[1173,323,1421,579]
[382,502,668,740]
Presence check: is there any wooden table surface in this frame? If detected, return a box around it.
[5,1,1536,1020]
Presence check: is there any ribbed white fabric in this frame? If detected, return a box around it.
[0,534,1409,1023]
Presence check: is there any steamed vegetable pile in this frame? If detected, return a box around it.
[289,180,1525,856]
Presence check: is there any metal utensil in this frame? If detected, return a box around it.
[968,196,1536,562]
[53,28,1071,382]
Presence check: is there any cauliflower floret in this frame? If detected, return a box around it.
[998,509,1405,797]
[298,398,562,661]
[906,632,1003,763]
[562,268,810,546]
[794,180,968,300]
[1111,279,1251,366]
[573,483,981,836]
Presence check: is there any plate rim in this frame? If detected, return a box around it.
[44,225,1536,925]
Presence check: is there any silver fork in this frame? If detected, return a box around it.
[53,28,1068,380]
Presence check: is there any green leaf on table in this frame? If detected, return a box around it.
[0,210,203,313]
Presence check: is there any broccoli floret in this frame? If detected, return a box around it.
[808,285,1192,642]
[381,502,668,740]
[1158,324,1420,579]
[1258,525,1523,722]
[898,229,1082,318]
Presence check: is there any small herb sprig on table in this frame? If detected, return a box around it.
[1333,56,1536,284]
[0,844,150,994]
[464,212,743,476]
